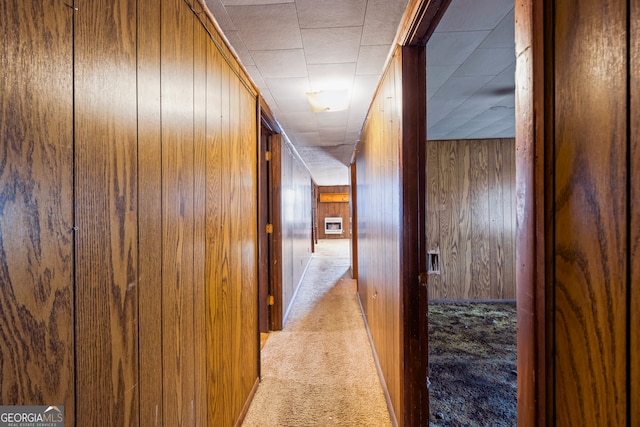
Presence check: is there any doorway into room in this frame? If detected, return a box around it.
[424,1,518,424]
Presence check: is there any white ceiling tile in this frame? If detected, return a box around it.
[224,31,254,65]
[478,9,515,49]
[361,0,409,46]
[252,49,307,78]
[280,113,318,133]
[296,0,367,29]
[244,65,267,91]
[226,4,302,50]
[435,0,513,32]
[301,27,362,64]
[223,0,293,4]
[204,0,236,31]
[296,132,321,146]
[453,47,515,77]
[316,110,349,128]
[266,77,311,112]
[356,45,391,75]
[307,63,356,91]
[427,31,491,66]
[350,74,379,108]
[427,65,459,100]
[431,75,494,100]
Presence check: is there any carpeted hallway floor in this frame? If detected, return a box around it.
[242,239,392,427]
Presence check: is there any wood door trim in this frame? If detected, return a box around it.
[515,0,550,424]
[269,134,283,330]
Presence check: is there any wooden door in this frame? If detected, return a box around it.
[258,127,271,333]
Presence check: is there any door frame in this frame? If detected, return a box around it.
[394,0,544,423]
[257,98,283,332]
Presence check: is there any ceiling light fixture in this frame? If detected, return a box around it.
[306,89,350,113]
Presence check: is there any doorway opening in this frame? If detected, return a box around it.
[424,1,517,424]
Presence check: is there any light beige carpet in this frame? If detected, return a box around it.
[242,239,392,427]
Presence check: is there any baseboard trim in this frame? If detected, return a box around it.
[357,293,399,427]
[282,255,313,327]
[235,376,260,427]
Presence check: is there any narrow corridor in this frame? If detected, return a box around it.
[242,239,392,426]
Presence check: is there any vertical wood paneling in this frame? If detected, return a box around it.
[279,140,312,327]
[161,0,195,423]
[458,142,472,298]
[137,0,163,423]
[501,140,516,299]
[205,30,225,426]
[441,142,460,299]
[0,1,74,419]
[219,52,235,426]
[631,0,640,422]
[356,48,403,425]
[470,143,490,298]
[553,0,628,424]
[239,85,259,413]
[228,71,243,417]
[426,141,441,297]
[4,1,262,426]
[74,0,139,424]
[427,139,515,301]
[488,140,504,299]
[193,13,208,426]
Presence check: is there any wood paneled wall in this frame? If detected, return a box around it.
[0,1,75,422]
[1,1,259,425]
[426,139,515,300]
[280,141,313,326]
[74,0,139,424]
[550,0,631,423]
[516,0,639,423]
[355,48,403,425]
[317,185,350,239]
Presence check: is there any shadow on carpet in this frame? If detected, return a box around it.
[428,302,517,426]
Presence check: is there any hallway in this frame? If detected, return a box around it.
[243,239,392,426]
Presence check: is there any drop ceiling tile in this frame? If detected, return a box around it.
[361,0,409,46]
[296,0,367,29]
[478,9,515,49]
[265,77,311,112]
[429,96,492,128]
[427,31,491,66]
[205,0,236,31]
[350,74,379,106]
[280,112,318,133]
[301,27,362,64]
[223,0,293,4]
[356,45,391,75]
[307,63,357,91]
[427,65,459,100]
[252,49,307,78]
[319,126,346,141]
[479,63,516,93]
[226,3,302,50]
[224,31,254,65]
[316,110,349,128]
[453,47,515,77]
[435,0,513,32]
[431,75,494,100]
[296,132,326,147]
[465,119,515,139]
[243,65,266,91]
